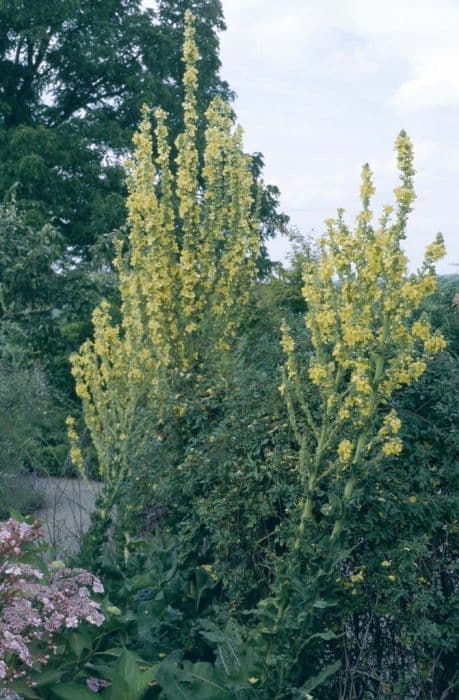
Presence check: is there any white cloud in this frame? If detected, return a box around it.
[223,0,459,111]
[393,49,459,110]
[220,0,459,272]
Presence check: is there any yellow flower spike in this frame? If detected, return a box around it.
[424,233,446,264]
[278,128,445,558]
[68,13,260,503]
[359,163,375,209]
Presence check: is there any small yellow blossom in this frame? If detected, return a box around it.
[308,363,327,385]
[351,372,372,394]
[410,360,427,380]
[424,335,446,354]
[380,410,401,436]
[412,320,431,341]
[350,570,365,584]
[382,438,403,456]
[337,439,353,463]
[106,606,121,616]
[280,326,295,355]
[424,234,446,263]
[50,560,66,570]
[70,446,83,464]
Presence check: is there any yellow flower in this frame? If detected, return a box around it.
[380,410,401,436]
[316,308,336,336]
[106,606,121,616]
[382,438,403,456]
[338,405,351,421]
[50,560,65,570]
[424,233,446,263]
[410,360,426,379]
[337,439,353,463]
[280,326,295,355]
[351,372,371,395]
[412,320,431,341]
[350,570,365,584]
[381,560,391,568]
[70,446,83,464]
[424,334,446,354]
[308,363,327,386]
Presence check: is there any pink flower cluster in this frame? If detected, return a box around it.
[0,519,42,556]
[0,518,105,684]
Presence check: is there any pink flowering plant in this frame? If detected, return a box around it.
[0,518,105,694]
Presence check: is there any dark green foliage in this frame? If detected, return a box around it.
[0,195,63,356]
[2,274,457,697]
[108,274,459,698]
[0,332,69,514]
[114,272,308,601]
[0,195,115,392]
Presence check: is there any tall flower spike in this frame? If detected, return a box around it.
[280,130,446,552]
[68,13,260,509]
[394,129,416,235]
[177,11,201,337]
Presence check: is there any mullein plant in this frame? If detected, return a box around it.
[67,13,260,538]
[260,131,446,690]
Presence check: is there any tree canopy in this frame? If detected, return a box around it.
[0,0,232,249]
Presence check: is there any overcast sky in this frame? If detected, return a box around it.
[218,0,459,273]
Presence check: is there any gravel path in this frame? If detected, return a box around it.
[34,477,102,557]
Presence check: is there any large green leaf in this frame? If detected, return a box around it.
[105,649,158,700]
[157,660,232,699]
[301,660,341,693]
[51,682,98,700]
